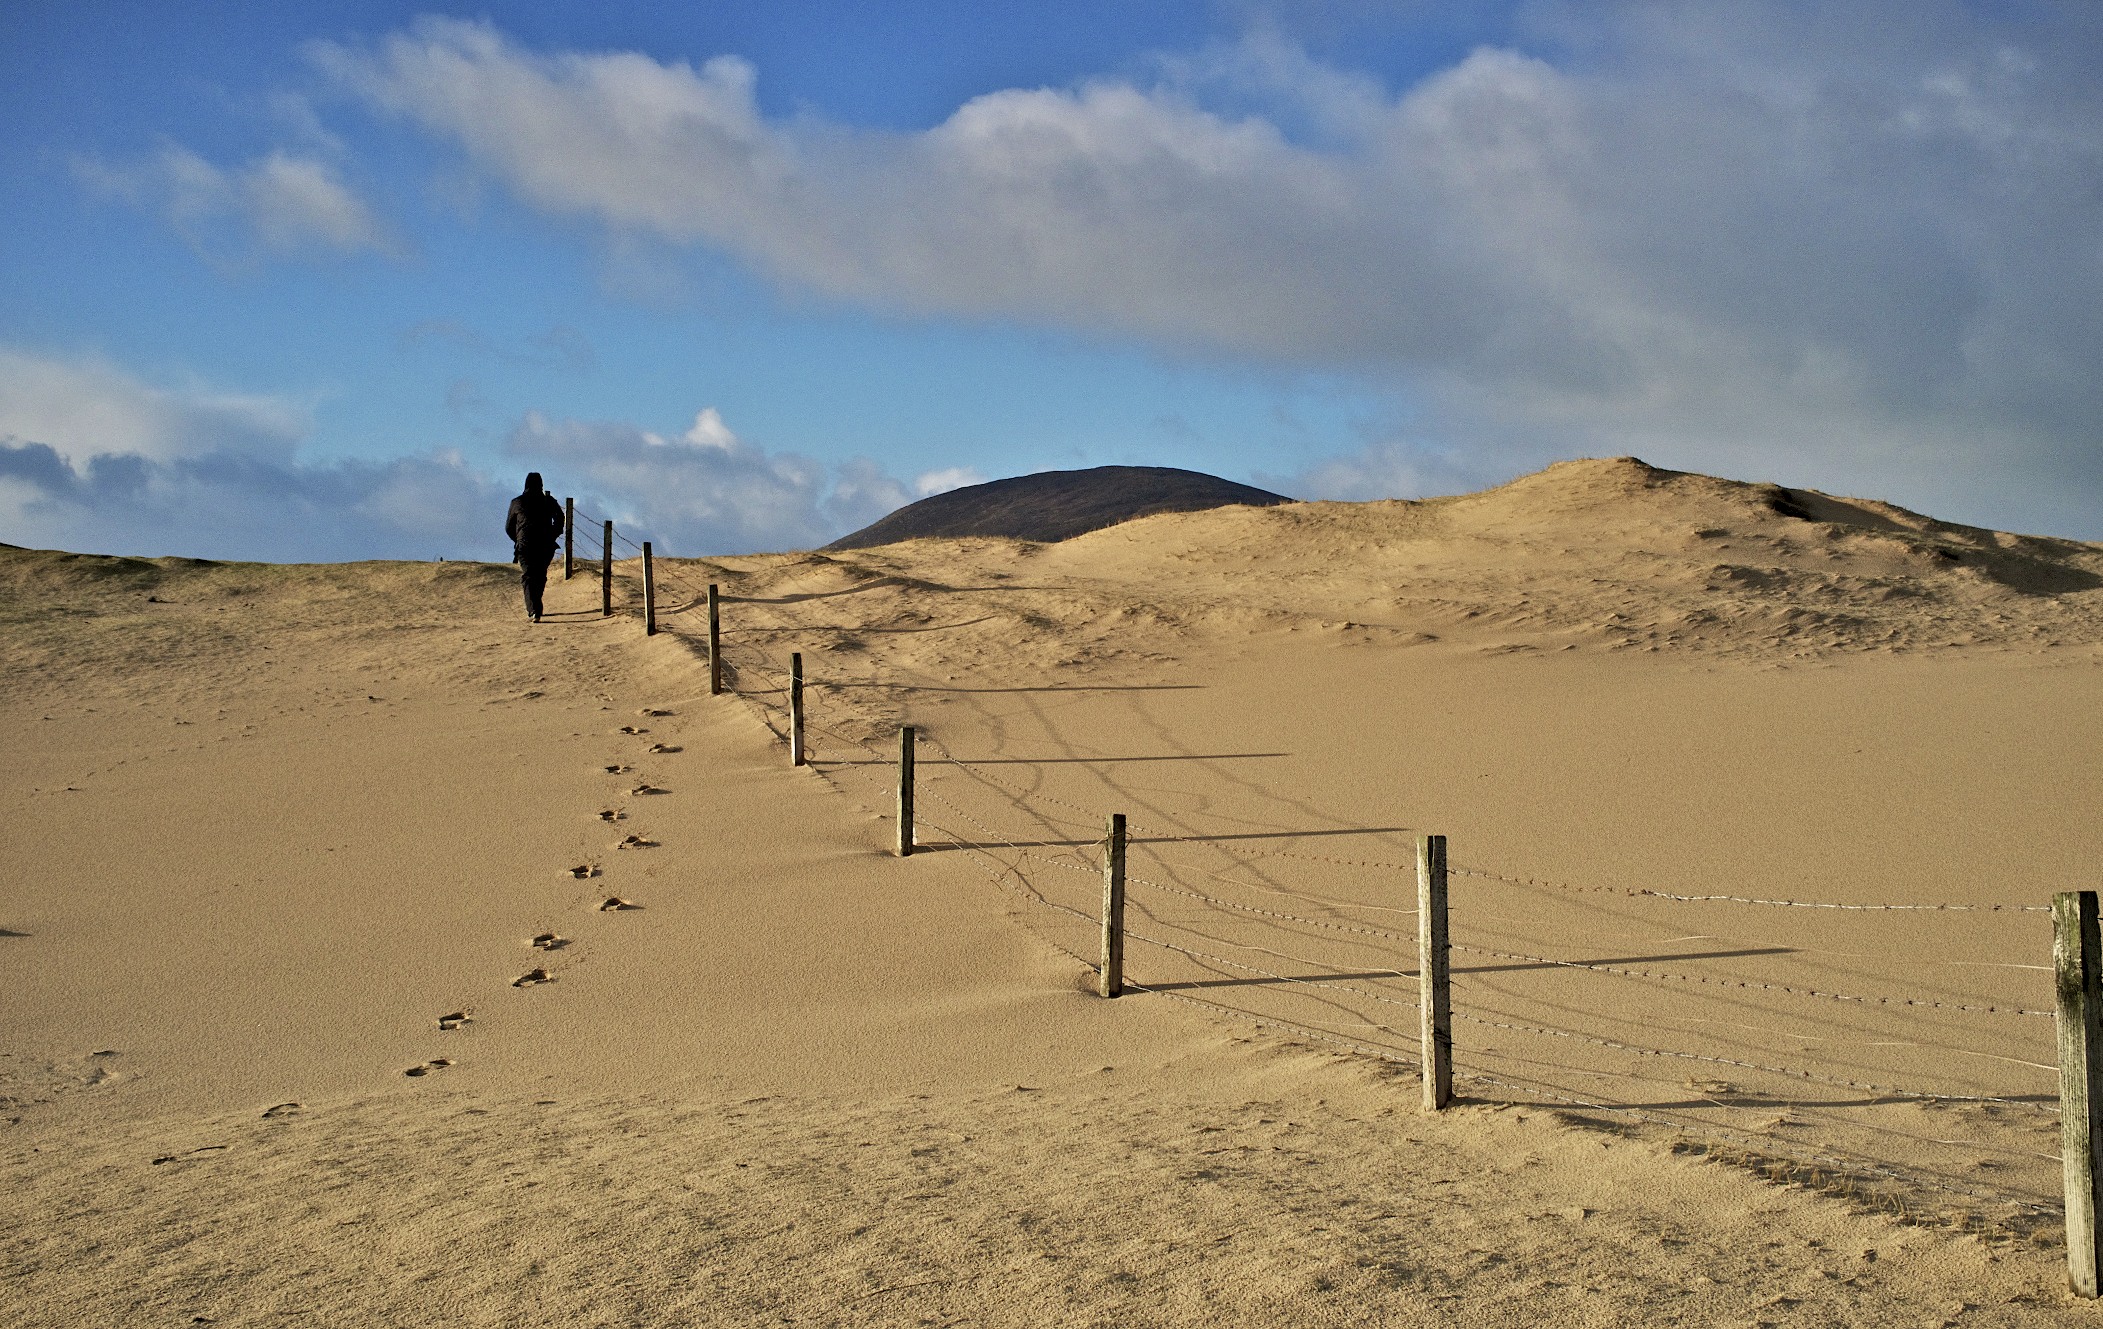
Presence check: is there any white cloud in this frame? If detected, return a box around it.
[1264,439,1496,504]
[0,438,510,562]
[243,152,391,253]
[316,9,2103,534]
[913,466,984,497]
[75,142,394,262]
[680,406,738,450]
[0,348,490,560]
[0,351,943,559]
[0,347,306,468]
[507,409,923,553]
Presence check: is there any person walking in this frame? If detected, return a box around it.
[504,472,564,623]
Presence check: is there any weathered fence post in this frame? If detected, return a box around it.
[1418,833,1452,1110]
[2057,890,2103,1298]
[600,520,613,618]
[707,584,722,694]
[1100,813,1126,998]
[790,651,805,767]
[897,725,915,857]
[642,541,656,637]
[563,497,574,580]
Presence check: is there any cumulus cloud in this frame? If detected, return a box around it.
[680,406,738,450]
[507,407,914,554]
[316,8,2103,533]
[0,347,307,468]
[0,350,497,560]
[76,142,395,262]
[913,466,985,497]
[0,351,935,560]
[1263,438,1495,505]
[0,438,509,562]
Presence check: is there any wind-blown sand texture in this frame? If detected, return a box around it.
[6,457,2102,1325]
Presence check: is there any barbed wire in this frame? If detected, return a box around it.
[919,732,1430,873]
[914,733,1442,932]
[1124,981,2059,1217]
[1450,941,2055,1019]
[1125,929,1423,1018]
[1125,872,1419,943]
[1126,979,1422,1067]
[1452,866,2051,914]
[917,781,1105,889]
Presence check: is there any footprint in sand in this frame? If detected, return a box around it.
[568,863,600,879]
[647,743,682,754]
[630,783,667,796]
[513,968,554,987]
[603,764,631,774]
[618,725,649,735]
[597,809,626,822]
[615,834,658,850]
[436,1011,472,1031]
[403,1058,455,1077]
[530,932,568,951]
[598,897,641,911]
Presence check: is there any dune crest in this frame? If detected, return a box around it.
[660,457,2103,748]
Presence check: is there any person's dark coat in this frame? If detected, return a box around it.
[506,490,564,564]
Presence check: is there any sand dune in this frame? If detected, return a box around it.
[5,457,2100,1324]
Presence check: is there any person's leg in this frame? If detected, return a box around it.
[523,558,549,620]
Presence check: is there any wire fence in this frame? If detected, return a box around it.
[551,508,2070,1230]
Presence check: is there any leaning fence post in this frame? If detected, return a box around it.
[1418,833,1452,1110]
[600,520,613,618]
[897,726,915,857]
[707,584,722,695]
[563,497,574,580]
[1100,813,1126,998]
[642,541,656,637]
[2057,890,2103,1297]
[789,651,805,766]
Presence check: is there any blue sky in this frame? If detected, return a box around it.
[2,1,2099,560]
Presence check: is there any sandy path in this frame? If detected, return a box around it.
[0,559,1205,1117]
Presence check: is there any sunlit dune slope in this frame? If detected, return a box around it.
[696,456,2103,743]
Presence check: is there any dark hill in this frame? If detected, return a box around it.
[825,466,1292,550]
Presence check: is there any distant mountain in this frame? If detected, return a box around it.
[825,466,1292,550]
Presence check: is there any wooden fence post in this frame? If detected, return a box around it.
[790,651,805,766]
[1100,813,1126,998]
[2057,889,2103,1298]
[897,726,915,857]
[600,520,613,618]
[642,541,656,637]
[1418,833,1452,1110]
[707,584,722,695]
[563,497,574,580]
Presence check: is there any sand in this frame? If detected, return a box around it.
[5,457,2101,1325]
